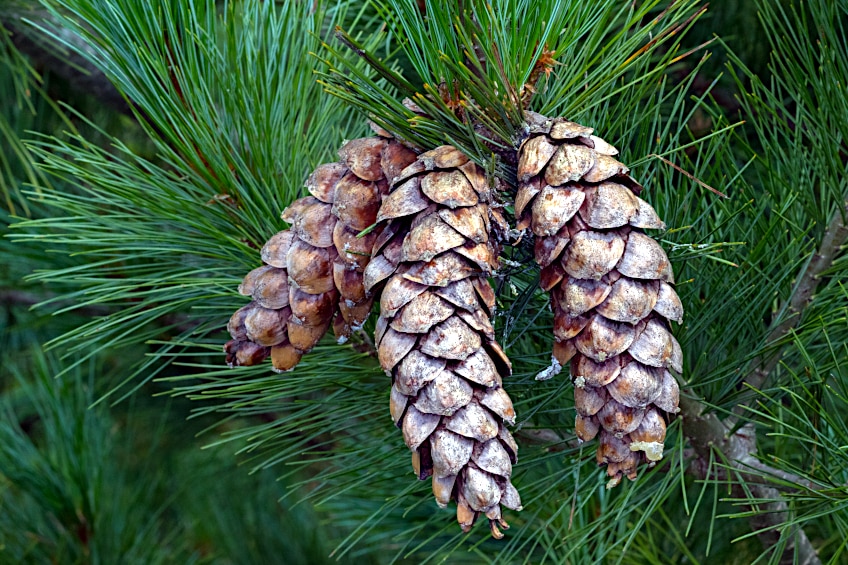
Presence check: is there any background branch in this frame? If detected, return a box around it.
[680,198,847,558]
[680,396,823,565]
[676,198,848,562]
[741,199,848,398]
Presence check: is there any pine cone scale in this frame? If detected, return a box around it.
[225,132,418,371]
[516,115,684,485]
[366,146,521,537]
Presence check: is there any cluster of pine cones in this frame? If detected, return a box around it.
[225,112,683,537]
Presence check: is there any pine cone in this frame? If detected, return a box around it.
[225,133,418,372]
[364,146,522,538]
[515,112,683,487]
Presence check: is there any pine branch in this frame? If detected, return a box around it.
[735,458,823,492]
[673,3,848,558]
[740,198,848,400]
[323,0,706,185]
[8,0,843,560]
[679,395,823,565]
[688,197,848,563]
[743,485,822,565]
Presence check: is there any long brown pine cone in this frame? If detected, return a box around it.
[224,133,418,372]
[515,112,683,488]
[363,146,522,538]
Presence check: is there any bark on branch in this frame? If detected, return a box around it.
[679,395,822,565]
[678,200,848,565]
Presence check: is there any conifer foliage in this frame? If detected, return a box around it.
[3,0,847,562]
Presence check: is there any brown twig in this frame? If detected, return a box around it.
[649,154,728,198]
[352,327,378,359]
[514,423,574,452]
